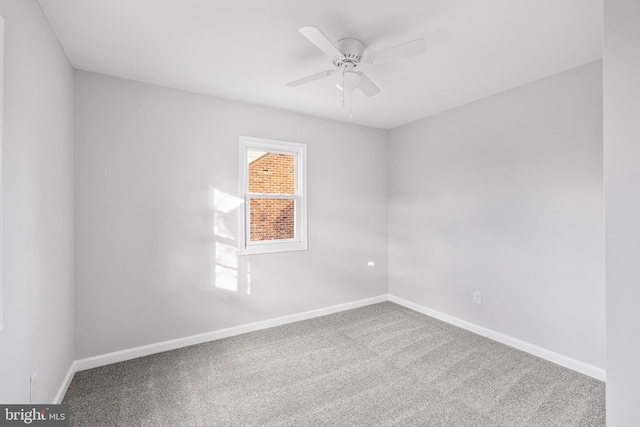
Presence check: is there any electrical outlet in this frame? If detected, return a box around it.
[473,291,482,305]
[30,371,38,403]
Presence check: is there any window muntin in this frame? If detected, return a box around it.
[239,137,307,255]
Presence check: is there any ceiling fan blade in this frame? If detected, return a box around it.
[356,72,381,97]
[366,38,426,66]
[286,70,335,87]
[298,26,342,58]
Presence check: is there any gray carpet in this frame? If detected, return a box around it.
[63,302,605,426]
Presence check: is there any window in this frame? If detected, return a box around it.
[239,136,307,255]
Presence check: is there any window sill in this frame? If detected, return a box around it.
[239,240,308,256]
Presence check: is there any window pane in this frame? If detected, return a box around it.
[250,198,295,242]
[247,150,295,194]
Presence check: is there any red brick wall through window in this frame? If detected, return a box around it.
[248,152,295,242]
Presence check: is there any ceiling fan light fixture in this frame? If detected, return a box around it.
[335,70,361,92]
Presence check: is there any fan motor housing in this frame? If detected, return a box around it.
[332,38,365,67]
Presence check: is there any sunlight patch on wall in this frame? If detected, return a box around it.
[209,187,251,294]
[216,241,238,269]
[214,265,238,292]
[210,188,243,240]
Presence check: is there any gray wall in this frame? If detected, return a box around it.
[74,71,389,359]
[604,0,640,424]
[0,0,75,403]
[388,61,604,369]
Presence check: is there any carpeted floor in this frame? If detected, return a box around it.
[63,302,605,426]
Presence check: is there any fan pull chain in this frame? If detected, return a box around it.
[349,89,353,118]
[342,67,345,108]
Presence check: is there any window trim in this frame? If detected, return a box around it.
[238,136,308,255]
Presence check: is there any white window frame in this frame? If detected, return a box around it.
[239,136,307,255]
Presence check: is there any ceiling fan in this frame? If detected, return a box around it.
[287,26,427,98]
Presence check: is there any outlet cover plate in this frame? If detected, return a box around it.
[473,291,482,304]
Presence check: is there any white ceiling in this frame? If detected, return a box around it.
[37,0,603,130]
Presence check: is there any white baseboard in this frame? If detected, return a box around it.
[74,294,389,372]
[389,295,606,381]
[53,361,77,404]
